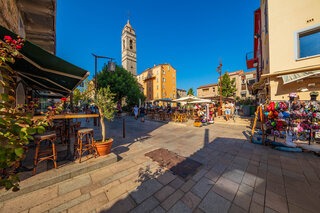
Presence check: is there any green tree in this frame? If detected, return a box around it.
[73,88,81,106]
[218,72,237,97]
[187,88,194,96]
[95,87,116,142]
[97,65,145,109]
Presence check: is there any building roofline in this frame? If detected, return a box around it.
[197,83,218,89]
[138,63,176,75]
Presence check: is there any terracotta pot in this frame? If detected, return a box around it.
[95,138,113,156]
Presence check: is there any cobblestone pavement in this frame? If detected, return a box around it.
[1,117,320,213]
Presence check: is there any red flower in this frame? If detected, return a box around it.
[4,36,12,41]
[16,45,21,49]
[61,97,67,101]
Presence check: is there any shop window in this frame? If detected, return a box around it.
[296,25,320,59]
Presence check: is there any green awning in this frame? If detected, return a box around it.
[0,25,89,96]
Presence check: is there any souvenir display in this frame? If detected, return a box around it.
[262,100,320,147]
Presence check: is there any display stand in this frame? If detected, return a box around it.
[250,105,265,145]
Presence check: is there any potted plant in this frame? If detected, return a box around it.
[310,91,319,101]
[94,86,116,156]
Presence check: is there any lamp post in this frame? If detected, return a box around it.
[91,54,115,126]
[216,58,223,114]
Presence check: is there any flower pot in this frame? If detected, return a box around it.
[95,138,113,156]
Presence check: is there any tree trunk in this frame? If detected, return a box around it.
[98,107,105,142]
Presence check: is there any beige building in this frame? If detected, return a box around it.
[240,70,257,98]
[197,70,256,99]
[247,0,320,101]
[137,64,177,102]
[228,70,244,97]
[197,83,219,98]
[177,89,187,98]
[0,0,57,54]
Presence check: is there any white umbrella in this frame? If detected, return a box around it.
[173,95,201,103]
[189,99,214,104]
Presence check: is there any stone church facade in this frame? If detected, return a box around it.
[121,19,137,76]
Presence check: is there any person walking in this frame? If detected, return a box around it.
[133,105,139,120]
[225,101,231,121]
[139,105,145,122]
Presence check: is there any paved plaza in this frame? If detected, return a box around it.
[1,116,320,213]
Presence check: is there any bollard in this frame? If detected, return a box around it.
[123,118,125,138]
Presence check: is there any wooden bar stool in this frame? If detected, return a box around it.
[75,128,96,163]
[33,132,57,175]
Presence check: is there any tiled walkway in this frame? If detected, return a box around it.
[1,117,320,213]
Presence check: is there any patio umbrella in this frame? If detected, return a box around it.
[189,99,214,104]
[173,95,200,103]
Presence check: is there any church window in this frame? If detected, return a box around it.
[123,40,125,49]
[130,40,133,49]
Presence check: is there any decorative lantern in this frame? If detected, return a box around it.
[108,61,115,72]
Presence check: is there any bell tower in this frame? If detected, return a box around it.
[121,19,137,76]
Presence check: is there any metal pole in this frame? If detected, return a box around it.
[94,56,97,126]
[123,118,125,138]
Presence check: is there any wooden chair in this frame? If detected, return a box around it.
[33,132,57,175]
[74,128,96,163]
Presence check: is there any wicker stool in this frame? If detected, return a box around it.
[33,132,57,175]
[75,128,96,163]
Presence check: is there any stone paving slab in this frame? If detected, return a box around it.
[2,119,320,213]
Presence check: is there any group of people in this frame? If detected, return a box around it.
[133,105,146,122]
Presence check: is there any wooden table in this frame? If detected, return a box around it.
[33,113,99,120]
[33,113,100,160]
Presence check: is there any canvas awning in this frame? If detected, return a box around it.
[279,70,320,84]
[0,25,89,96]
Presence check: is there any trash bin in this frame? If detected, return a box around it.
[243,105,250,116]
[249,105,256,116]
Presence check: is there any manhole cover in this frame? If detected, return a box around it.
[145,148,203,180]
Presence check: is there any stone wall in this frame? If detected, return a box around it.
[0,0,25,37]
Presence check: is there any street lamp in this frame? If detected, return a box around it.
[216,58,223,115]
[91,53,115,126]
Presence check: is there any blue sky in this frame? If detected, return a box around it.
[56,0,259,93]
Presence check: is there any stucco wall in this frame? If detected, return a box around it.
[268,0,320,73]
[266,0,320,100]
[137,64,176,101]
